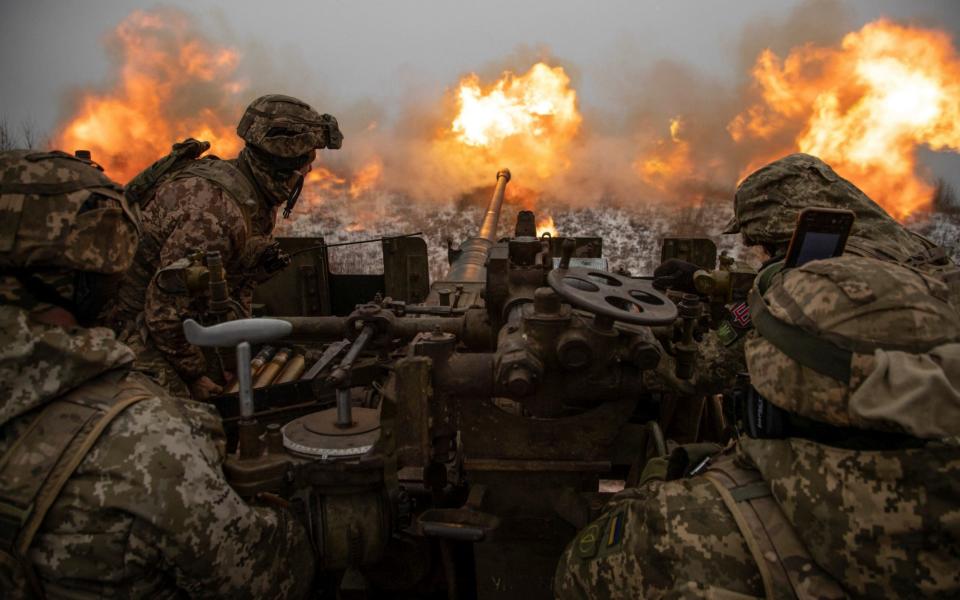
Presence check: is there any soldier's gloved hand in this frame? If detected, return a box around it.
[189,375,223,401]
[653,259,700,293]
[260,241,292,275]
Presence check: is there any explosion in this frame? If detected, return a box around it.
[54,9,245,183]
[635,117,694,194]
[730,19,960,218]
[537,214,558,237]
[437,62,582,187]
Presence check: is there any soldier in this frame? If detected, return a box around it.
[654,153,960,396]
[556,254,960,598]
[0,150,314,597]
[110,94,342,399]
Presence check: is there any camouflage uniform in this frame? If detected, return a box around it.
[724,153,959,304]
[0,150,314,598]
[692,153,960,396]
[110,95,342,394]
[557,256,960,599]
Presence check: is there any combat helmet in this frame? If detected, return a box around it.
[724,154,932,259]
[745,254,960,439]
[236,94,342,158]
[0,150,140,311]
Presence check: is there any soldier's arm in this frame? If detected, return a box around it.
[554,478,763,599]
[143,178,247,382]
[116,395,315,598]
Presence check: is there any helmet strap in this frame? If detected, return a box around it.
[283,175,304,219]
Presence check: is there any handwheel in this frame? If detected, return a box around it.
[547,266,678,326]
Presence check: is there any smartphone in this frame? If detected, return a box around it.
[783,207,855,268]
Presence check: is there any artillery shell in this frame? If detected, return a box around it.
[275,354,306,384]
[253,348,291,388]
[225,346,276,394]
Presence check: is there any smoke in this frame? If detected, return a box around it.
[52,1,958,224]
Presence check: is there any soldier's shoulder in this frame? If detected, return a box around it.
[86,372,226,468]
[153,164,249,222]
[555,477,763,599]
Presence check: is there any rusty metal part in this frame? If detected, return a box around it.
[515,210,536,237]
[301,340,350,380]
[674,293,701,380]
[282,407,381,459]
[547,266,677,326]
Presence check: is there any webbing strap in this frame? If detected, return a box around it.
[705,470,782,600]
[0,375,152,558]
[706,455,847,600]
[749,289,852,383]
[17,390,150,555]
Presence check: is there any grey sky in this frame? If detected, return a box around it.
[1,0,959,186]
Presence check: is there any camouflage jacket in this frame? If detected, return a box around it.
[112,157,278,383]
[555,436,960,599]
[0,305,313,598]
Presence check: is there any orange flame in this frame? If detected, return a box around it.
[438,62,582,184]
[537,214,558,237]
[730,19,960,218]
[53,10,245,183]
[635,117,694,193]
[349,159,384,199]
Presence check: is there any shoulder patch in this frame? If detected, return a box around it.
[575,521,603,560]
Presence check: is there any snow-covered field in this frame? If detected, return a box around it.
[279,191,960,281]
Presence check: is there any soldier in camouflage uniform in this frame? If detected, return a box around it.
[0,150,314,598]
[724,153,960,295]
[557,254,960,598]
[110,94,342,399]
[664,153,960,397]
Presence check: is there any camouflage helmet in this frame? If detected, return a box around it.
[0,150,139,275]
[745,255,960,438]
[724,154,928,257]
[236,94,343,158]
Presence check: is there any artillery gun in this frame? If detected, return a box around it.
[201,169,726,598]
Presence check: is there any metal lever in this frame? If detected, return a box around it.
[328,325,376,428]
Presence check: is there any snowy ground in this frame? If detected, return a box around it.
[279,190,960,281]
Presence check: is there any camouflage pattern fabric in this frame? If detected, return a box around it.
[237,94,342,158]
[741,436,960,598]
[111,159,278,384]
[554,470,764,599]
[556,434,960,599]
[0,304,315,598]
[725,153,935,256]
[746,255,960,436]
[0,150,138,275]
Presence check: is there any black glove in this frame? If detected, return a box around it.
[653,259,699,293]
[260,241,292,275]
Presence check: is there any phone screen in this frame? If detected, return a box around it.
[793,231,843,267]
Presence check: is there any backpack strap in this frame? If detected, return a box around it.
[0,370,153,596]
[124,138,211,209]
[703,455,846,600]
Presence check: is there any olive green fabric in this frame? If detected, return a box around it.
[746,255,960,437]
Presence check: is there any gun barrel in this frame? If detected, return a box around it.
[445,168,511,283]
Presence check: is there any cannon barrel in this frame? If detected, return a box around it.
[444,168,511,283]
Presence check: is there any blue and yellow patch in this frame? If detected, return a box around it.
[575,512,627,562]
[605,512,624,548]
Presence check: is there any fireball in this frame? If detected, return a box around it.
[54,9,245,183]
[730,19,960,218]
[437,62,582,186]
